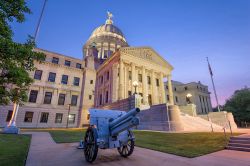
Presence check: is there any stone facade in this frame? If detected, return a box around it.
[165,81,213,114]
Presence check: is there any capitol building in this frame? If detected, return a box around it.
[0,13,218,130]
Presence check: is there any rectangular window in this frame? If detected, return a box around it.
[24,112,34,123]
[55,113,63,123]
[128,91,132,96]
[105,91,109,103]
[73,77,80,86]
[64,60,71,67]
[148,94,152,105]
[103,50,108,59]
[128,71,132,80]
[6,110,13,122]
[138,74,142,82]
[156,78,159,86]
[61,75,68,84]
[100,76,103,84]
[89,95,92,100]
[68,114,75,124]
[44,92,52,104]
[71,95,78,106]
[106,71,109,80]
[175,96,178,103]
[29,90,38,103]
[34,70,43,80]
[147,76,151,84]
[99,94,102,105]
[166,85,168,89]
[52,57,59,64]
[40,112,49,123]
[76,63,82,69]
[58,93,65,105]
[48,72,56,82]
[184,86,188,90]
[167,95,170,101]
[90,80,93,84]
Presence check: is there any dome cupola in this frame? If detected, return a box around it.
[83,12,128,59]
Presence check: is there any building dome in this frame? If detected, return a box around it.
[83,12,128,59]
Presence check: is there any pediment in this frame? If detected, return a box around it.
[119,47,173,70]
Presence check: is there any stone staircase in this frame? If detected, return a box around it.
[180,113,224,132]
[227,136,250,152]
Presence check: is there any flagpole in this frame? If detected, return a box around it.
[34,0,48,43]
[206,57,220,112]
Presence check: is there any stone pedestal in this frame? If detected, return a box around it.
[179,104,197,116]
[3,126,20,134]
[167,105,184,131]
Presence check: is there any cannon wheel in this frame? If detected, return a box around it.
[84,126,98,163]
[117,130,134,157]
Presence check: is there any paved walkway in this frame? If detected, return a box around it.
[24,132,250,166]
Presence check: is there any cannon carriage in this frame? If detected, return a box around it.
[83,108,140,163]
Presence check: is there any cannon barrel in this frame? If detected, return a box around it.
[109,108,140,129]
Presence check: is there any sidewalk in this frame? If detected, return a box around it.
[24,132,250,166]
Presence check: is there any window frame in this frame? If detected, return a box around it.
[61,75,68,85]
[34,70,43,80]
[71,95,78,106]
[52,57,59,64]
[24,111,34,123]
[64,60,71,67]
[48,72,56,82]
[29,90,38,103]
[44,92,52,104]
[73,77,80,86]
[40,112,49,123]
[55,113,63,123]
[58,93,66,105]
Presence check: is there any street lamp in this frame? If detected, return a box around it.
[186,93,192,104]
[66,104,71,128]
[132,81,138,94]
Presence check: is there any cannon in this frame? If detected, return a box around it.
[83,108,140,163]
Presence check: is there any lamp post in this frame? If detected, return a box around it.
[66,104,71,128]
[132,81,138,95]
[186,93,192,104]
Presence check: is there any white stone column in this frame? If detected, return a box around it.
[160,73,166,104]
[131,63,136,94]
[151,70,157,105]
[142,66,148,104]
[119,60,124,100]
[112,65,118,102]
[167,74,174,105]
[124,65,127,98]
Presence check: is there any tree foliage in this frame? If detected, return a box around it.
[0,0,45,105]
[224,88,250,123]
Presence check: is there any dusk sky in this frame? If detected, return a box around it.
[11,0,250,107]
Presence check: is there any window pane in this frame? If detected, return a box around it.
[6,110,13,122]
[68,114,75,124]
[138,74,142,82]
[24,112,34,123]
[76,63,82,69]
[156,79,159,86]
[40,112,49,123]
[44,92,52,104]
[48,72,56,82]
[71,95,78,106]
[29,90,38,103]
[58,94,65,105]
[52,57,59,64]
[64,60,71,67]
[61,75,68,84]
[73,77,80,86]
[147,76,151,84]
[55,113,63,123]
[34,70,42,80]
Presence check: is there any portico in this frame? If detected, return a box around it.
[95,47,174,107]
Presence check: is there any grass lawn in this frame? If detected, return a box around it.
[0,134,31,166]
[22,128,86,143]
[133,131,238,157]
[21,128,240,157]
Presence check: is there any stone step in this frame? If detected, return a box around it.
[226,146,250,152]
[230,137,250,141]
[228,143,250,148]
[229,139,250,144]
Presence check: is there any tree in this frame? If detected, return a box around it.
[224,88,250,126]
[0,0,45,126]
